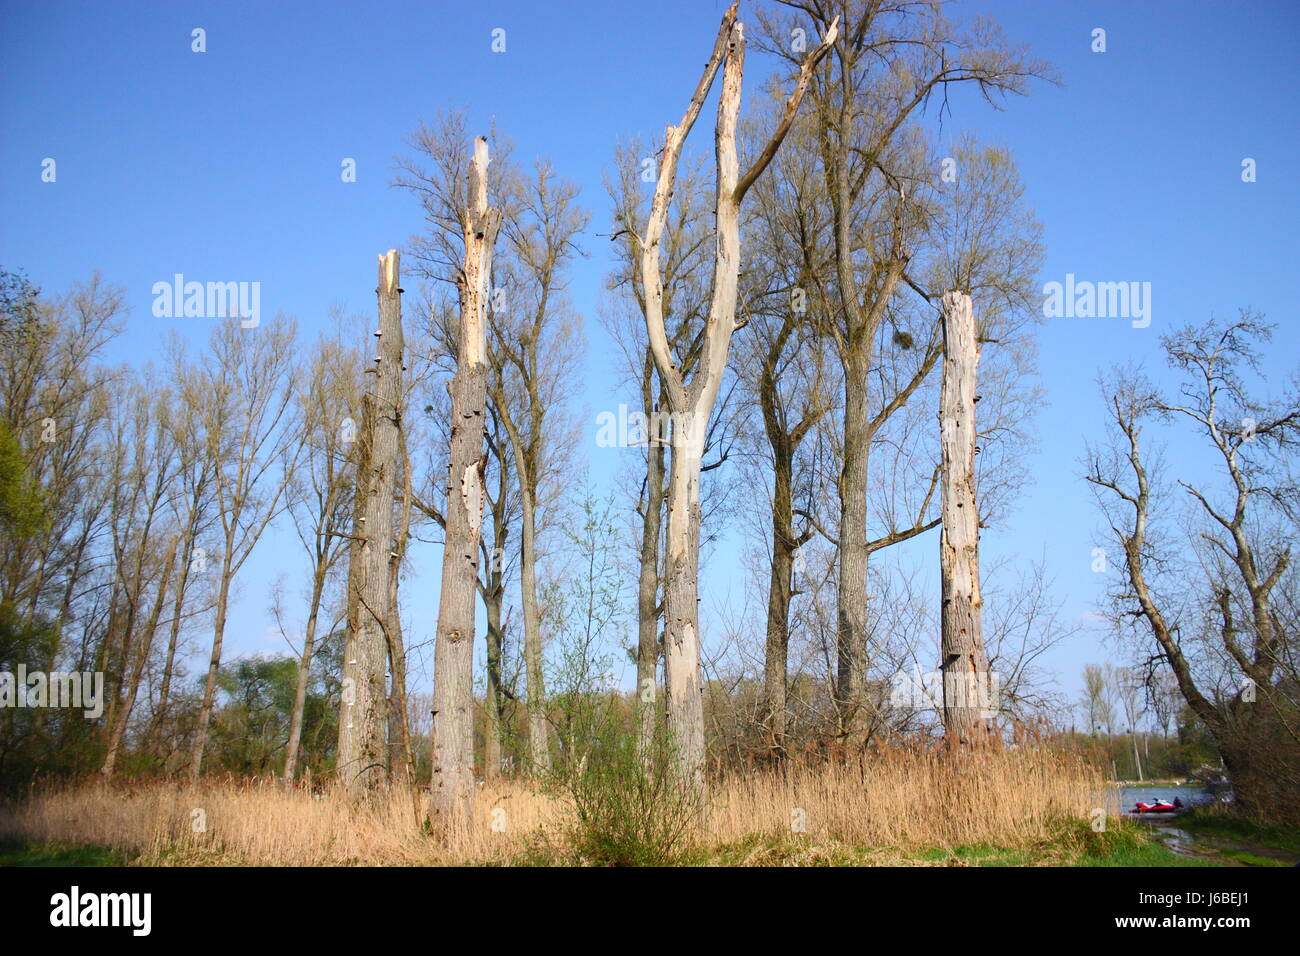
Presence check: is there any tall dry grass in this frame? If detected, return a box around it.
[709,746,1114,849]
[0,746,1113,865]
[0,779,565,865]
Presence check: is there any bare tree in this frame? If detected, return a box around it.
[605,146,718,760]
[147,354,217,764]
[184,316,301,779]
[282,318,362,781]
[633,1,836,790]
[489,160,588,772]
[1116,667,1145,780]
[100,376,182,776]
[733,102,837,758]
[1081,665,1112,736]
[1086,315,1300,818]
[758,0,1051,741]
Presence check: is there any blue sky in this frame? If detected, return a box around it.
[2,0,1297,718]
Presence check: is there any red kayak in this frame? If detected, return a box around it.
[1132,799,1183,813]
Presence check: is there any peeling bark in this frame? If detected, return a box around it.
[938,291,992,744]
[430,138,502,826]
[338,249,404,798]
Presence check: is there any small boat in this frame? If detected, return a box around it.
[1132,798,1183,814]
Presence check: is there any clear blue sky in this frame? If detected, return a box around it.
[2,0,1297,716]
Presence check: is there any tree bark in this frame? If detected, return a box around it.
[835,350,870,738]
[430,137,502,826]
[938,291,992,744]
[636,367,666,760]
[189,556,231,779]
[338,250,404,798]
[661,418,708,793]
[284,561,326,781]
[762,435,795,755]
[481,450,508,780]
[638,6,836,793]
[517,469,550,772]
[495,404,550,774]
[386,547,413,789]
[483,564,504,779]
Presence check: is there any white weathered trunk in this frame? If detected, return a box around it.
[938,291,992,744]
[636,5,837,794]
[661,420,706,792]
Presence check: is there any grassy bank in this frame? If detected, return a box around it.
[0,747,1214,867]
[1174,805,1300,865]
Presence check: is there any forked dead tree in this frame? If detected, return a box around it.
[338,250,405,798]
[430,138,502,825]
[636,1,836,792]
[938,290,992,743]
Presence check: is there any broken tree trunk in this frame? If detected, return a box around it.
[338,249,404,798]
[938,290,993,744]
[429,137,502,826]
[638,3,837,796]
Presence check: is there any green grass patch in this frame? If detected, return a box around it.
[1178,808,1300,856]
[0,839,126,867]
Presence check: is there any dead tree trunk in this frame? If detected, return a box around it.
[638,3,836,795]
[938,291,992,744]
[429,137,502,826]
[338,249,404,798]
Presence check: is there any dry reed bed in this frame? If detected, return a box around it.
[709,747,1114,849]
[0,780,562,865]
[1,747,1112,865]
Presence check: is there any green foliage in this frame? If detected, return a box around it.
[547,716,698,866]
[544,487,627,767]
[534,488,698,865]
[207,651,339,777]
[0,422,47,544]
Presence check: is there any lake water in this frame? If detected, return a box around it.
[1117,784,1220,813]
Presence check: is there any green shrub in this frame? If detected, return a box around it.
[550,718,698,866]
